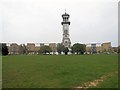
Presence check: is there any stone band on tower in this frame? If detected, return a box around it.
[61,11,71,48]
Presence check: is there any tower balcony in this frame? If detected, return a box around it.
[61,21,70,25]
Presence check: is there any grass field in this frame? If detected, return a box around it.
[2,54,118,88]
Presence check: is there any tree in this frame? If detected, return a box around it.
[19,44,24,54]
[57,43,65,54]
[118,46,120,54]
[18,44,28,54]
[22,44,28,54]
[71,46,74,54]
[38,45,51,54]
[71,43,86,55]
[63,47,69,55]
[0,44,2,55]
[1,43,9,56]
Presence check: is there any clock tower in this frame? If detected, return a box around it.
[61,11,71,48]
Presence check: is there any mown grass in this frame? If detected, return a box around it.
[96,72,118,88]
[2,54,118,88]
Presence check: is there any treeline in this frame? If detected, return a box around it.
[1,43,120,56]
[56,43,86,55]
[0,43,86,56]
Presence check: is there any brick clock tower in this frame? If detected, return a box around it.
[61,11,71,48]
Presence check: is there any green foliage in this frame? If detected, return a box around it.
[1,43,9,56]
[57,44,69,55]
[38,45,51,54]
[57,43,65,54]
[2,54,118,88]
[118,46,120,54]
[71,43,86,54]
[0,44,2,55]
[63,47,69,55]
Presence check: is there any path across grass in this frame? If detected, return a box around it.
[2,54,118,88]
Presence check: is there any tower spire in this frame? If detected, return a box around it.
[65,9,66,13]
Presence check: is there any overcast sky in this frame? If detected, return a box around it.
[0,0,119,46]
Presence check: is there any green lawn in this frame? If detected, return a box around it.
[2,54,118,88]
[96,71,118,88]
